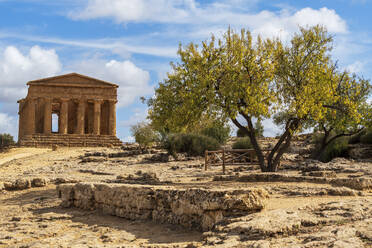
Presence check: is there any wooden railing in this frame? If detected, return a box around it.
[204,149,270,174]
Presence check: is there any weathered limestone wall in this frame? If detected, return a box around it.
[57,183,268,231]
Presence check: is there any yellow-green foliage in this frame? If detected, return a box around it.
[147,25,371,171]
[200,122,230,144]
[130,122,159,149]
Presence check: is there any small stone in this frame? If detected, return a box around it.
[13,179,31,190]
[11,217,21,221]
[32,177,47,187]
[52,144,58,151]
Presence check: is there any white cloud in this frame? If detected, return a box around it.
[68,59,152,107]
[346,61,365,73]
[70,0,192,23]
[0,112,17,138]
[125,136,135,143]
[120,108,148,127]
[0,45,61,102]
[0,33,178,58]
[70,1,347,40]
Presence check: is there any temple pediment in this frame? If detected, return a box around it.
[27,73,118,88]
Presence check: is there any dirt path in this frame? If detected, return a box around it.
[0,148,49,166]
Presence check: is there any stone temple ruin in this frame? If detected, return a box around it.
[17,73,122,147]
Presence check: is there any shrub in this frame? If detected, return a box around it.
[313,133,349,162]
[232,137,253,149]
[200,123,230,144]
[164,133,220,157]
[236,119,264,138]
[237,127,248,137]
[348,130,366,144]
[360,130,372,144]
[130,122,160,150]
[0,133,15,148]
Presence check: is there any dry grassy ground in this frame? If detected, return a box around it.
[0,144,371,247]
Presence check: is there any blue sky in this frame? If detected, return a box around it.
[0,0,371,140]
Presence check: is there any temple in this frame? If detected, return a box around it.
[17,73,122,147]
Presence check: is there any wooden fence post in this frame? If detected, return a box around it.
[204,150,208,171]
[222,149,225,174]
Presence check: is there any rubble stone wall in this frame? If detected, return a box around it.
[57,183,268,231]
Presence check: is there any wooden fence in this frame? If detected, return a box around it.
[204,149,270,174]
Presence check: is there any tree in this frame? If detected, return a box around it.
[237,118,264,138]
[311,67,371,160]
[0,133,15,150]
[147,26,369,172]
[130,122,160,150]
[254,118,264,138]
[200,121,231,144]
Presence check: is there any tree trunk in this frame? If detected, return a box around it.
[231,117,267,171]
[231,116,299,172]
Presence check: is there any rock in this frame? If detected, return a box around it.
[305,170,337,178]
[80,157,107,163]
[31,177,48,187]
[355,219,372,243]
[110,171,162,185]
[223,209,318,238]
[0,182,4,190]
[330,177,372,190]
[54,178,79,184]
[4,178,32,190]
[84,152,108,157]
[144,152,170,162]
[51,144,58,151]
[57,183,269,231]
[348,145,372,159]
[11,217,21,222]
[57,184,75,208]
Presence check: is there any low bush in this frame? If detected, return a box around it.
[236,128,248,137]
[200,123,230,144]
[232,137,253,149]
[348,130,366,144]
[0,133,15,148]
[164,133,220,157]
[313,133,349,162]
[360,130,372,144]
[130,122,160,150]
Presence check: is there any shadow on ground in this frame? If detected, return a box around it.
[2,187,203,245]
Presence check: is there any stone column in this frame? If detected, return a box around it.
[76,99,85,135]
[93,99,103,135]
[43,97,52,134]
[18,99,25,141]
[26,98,36,135]
[59,98,69,134]
[108,100,117,136]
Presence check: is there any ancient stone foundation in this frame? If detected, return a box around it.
[17,73,121,147]
[57,183,268,231]
[19,134,122,147]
